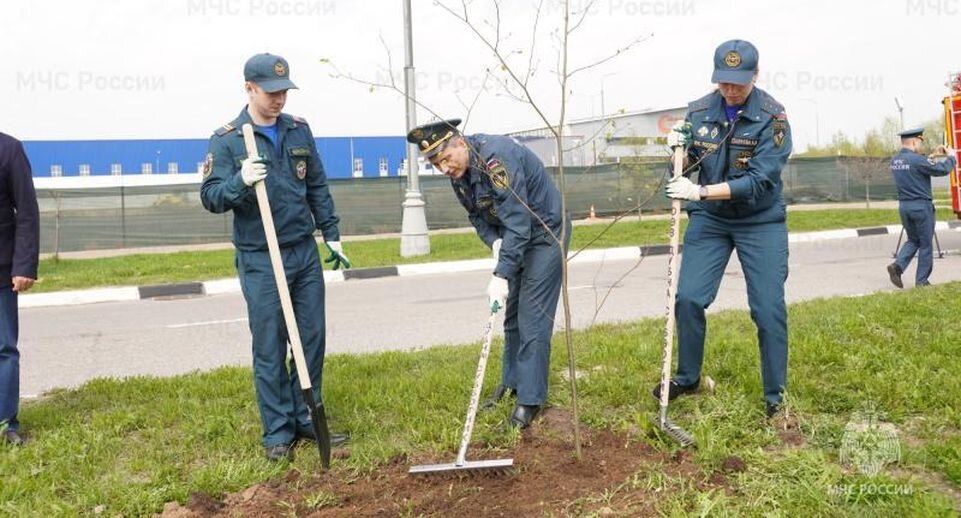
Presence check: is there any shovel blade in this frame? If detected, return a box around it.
[303,389,332,469]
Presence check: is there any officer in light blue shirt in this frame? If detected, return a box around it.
[200,53,351,461]
[887,128,956,288]
[655,40,792,419]
[406,119,568,429]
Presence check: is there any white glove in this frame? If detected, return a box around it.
[667,121,691,149]
[324,241,352,270]
[241,156,267,186]
[487,274,509,313]
[666,176,701,201]
[491,239,503,261]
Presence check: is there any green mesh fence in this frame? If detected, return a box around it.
[37,156,896,254]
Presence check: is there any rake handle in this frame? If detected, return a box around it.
[242,124,331,468]
[658,147,685,424]
[455,310,499,466]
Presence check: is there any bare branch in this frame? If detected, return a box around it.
[567,33,652,78]
[567,0,597,34]
[457,71,495,128]
[590,258,644,326]
[523,0,545,87]
[436,0,559,139]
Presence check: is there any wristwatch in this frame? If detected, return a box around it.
[699,186,709,200]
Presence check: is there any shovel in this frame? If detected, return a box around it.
[242,123,332,468]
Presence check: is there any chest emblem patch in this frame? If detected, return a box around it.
[296,160,307,180]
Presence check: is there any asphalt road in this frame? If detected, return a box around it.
[19,230,961,397]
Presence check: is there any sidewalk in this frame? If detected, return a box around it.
[22,215,961,309]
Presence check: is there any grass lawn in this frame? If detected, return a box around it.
[32,207,957,293]
[3,283,960,515]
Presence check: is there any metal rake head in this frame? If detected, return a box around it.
[651,415,696,447]
[408,458,516,478]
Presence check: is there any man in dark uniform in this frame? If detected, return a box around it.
[406,119,568,429]
[887,128,956,288]
[200,53,351,461]
[0,132,39,447]
[653,40,792,418]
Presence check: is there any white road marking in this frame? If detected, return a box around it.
[167,317,248,329]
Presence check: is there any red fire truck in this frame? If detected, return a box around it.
[944,72,961,217]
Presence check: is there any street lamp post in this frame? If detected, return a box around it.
[399,0,430,257]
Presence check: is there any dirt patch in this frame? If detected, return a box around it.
[721,455,747,473]
[158,408,729,517]
[770,410,806,447]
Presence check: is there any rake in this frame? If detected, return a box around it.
[409,304,514,476]
[652,146,696,447]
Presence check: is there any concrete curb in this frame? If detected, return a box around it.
[20,223,961,309]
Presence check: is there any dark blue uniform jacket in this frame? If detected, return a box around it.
[684,87,792,223]
[0,133,39,284]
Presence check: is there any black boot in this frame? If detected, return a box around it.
[1,429,25,447]
[651,379,700,402]
[766,402,782,419]
[295,426,349,447]
[887,263,903,289]
[264,443,294,462]
[481,384,516,410]
[508,404,541,429]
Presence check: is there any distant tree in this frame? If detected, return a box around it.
[798,115,946,157]
[841,156,888,208]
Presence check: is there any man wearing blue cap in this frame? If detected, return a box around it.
[887,128,956,288]
[200,53,351,461]
[406,119,568,429]
[654,40,793,418]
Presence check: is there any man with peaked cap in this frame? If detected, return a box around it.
[200,53,351,461]
[887,128,956,288]
[407,119,569,429]
[655,40,793,419]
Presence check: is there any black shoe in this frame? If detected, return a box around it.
[1,429,25,447]
[651,379,700,402]
[887,263,903,289]
[265,443,294,462]
[295,426,349,447]
[508,404,541,429]
[766,402,782,419]
[481,384,516,410]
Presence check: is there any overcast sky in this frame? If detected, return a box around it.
[2,0,958,151]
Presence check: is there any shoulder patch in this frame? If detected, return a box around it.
[213,123,236,137]
[202,152,214,178]
[485,157,510,190]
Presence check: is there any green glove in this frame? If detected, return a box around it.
[324,241,351,270]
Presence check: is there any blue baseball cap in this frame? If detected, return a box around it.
[244,53,298,93]
[711,40,759,85]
